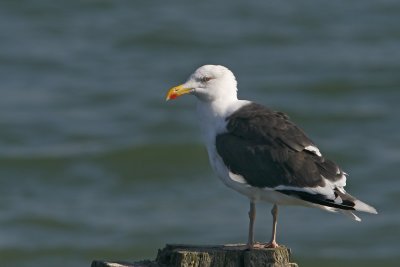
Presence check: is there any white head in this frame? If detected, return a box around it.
[166,65,238,103]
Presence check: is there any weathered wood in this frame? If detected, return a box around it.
[91,260,156,267]
[91,244,298,267]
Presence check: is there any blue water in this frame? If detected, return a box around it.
[0,1,399,266]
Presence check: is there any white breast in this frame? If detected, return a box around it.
[196,99,313,205]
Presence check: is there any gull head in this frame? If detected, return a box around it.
[166,65,238,103]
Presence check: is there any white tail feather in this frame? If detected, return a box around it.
[341,210,361,222]
[354,199,378,214]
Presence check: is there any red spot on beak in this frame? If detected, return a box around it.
[169,93,178,100]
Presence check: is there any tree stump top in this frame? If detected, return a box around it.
[92,244,298,267]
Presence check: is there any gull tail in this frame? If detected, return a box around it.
[353,199,378,214]
[335,189,378,214]
[337,191,377,222]
[277,187,378,222]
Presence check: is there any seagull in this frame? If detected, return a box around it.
[165,65,377,248]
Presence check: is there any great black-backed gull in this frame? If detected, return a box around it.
[166,65,377,248]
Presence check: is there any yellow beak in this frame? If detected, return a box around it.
[165,84,192,101]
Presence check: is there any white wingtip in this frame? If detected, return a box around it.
[341,210,362,222]
[354,200,378,214]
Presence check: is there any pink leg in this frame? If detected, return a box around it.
[265,204,279,248]
[247,201,256,248]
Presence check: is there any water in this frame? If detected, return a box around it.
[0,0,399,266]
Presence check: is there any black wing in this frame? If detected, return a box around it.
[216,103,344,189]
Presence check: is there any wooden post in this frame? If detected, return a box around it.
[91,244,298,267]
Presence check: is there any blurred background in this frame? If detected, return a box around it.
[0,0,399,266]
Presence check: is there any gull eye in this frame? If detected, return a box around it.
[200,76,212,83]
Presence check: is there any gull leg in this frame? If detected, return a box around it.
[247,201,256,248]
[265,204,279,248]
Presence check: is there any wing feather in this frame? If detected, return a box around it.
[216,103,345,189]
